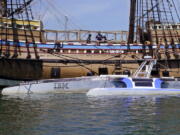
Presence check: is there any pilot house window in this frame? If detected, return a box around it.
[135,82,153,87]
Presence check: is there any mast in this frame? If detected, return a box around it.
[128,0,136,44]
[64,15,68,40]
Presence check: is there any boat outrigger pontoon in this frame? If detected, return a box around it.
[87,57,180,96]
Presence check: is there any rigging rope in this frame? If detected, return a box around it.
[17,0,31,59]
[23,0,39,59]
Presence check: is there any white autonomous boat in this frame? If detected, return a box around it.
[2,57,180,96]
[87,58,180,97]
[87,77,180,96]
[1,75,125,95]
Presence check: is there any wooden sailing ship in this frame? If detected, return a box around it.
[0,0,179,87]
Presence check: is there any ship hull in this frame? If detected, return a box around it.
[0,58,179,80]
[0,42,179,86]
[1,75,120,95]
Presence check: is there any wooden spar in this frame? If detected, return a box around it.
[128,0,137,44]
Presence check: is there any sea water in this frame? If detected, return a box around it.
[0,94,180,135]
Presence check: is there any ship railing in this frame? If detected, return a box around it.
[43,29,128,44]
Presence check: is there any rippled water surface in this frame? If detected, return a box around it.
[0,94,180,135]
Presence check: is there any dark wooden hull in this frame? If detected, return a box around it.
[0,58,179,82]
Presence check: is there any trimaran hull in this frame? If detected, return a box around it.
[2,76,180,97]
[1,76,118,95]
[87,88,180,97]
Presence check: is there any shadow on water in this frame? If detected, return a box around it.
[0,94,180,135]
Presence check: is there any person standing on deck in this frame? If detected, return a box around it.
[86,34,92,43]
[96,32,103,45]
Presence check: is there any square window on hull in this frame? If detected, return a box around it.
[135,82,153,87]
[99,68,108,75]
[51,68,60,78]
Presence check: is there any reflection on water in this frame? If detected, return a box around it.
[0,94,180,135]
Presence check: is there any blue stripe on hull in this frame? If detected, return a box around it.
[0,40,180,50]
